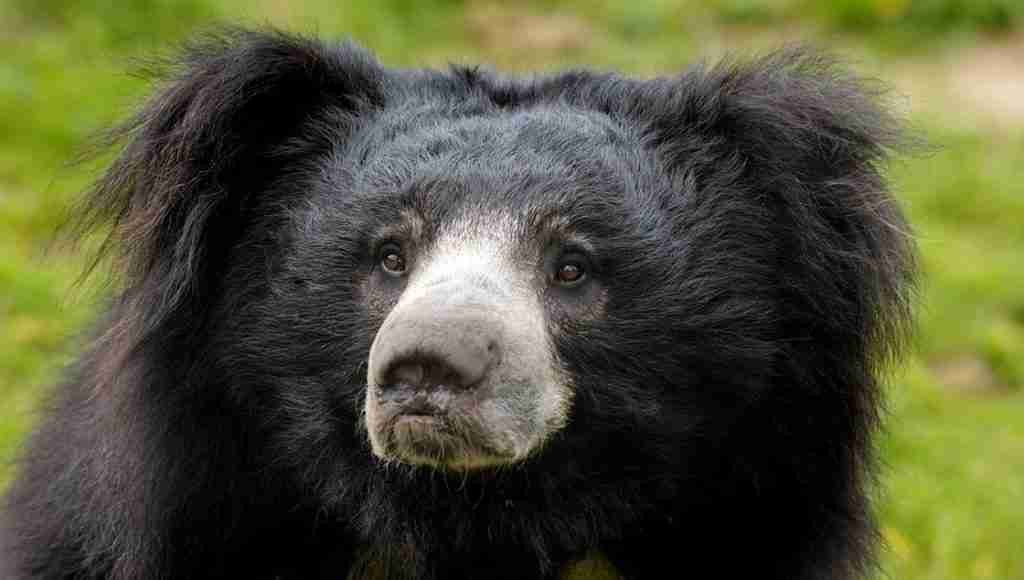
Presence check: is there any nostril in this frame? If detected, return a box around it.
[389,363,425,388]
[483,341,502,373]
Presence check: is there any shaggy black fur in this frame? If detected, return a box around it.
[1,29,916,579]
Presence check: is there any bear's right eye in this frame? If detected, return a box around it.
[379,243,407,276]
[552,252,590,288]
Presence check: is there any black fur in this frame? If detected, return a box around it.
[1,29,916,579]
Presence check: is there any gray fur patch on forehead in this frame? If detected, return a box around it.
[345,104,644,196]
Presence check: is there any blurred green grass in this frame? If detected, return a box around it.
[1,1,1021,578]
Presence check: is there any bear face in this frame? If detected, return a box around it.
[218,104,669,473]
[1,30,916,580]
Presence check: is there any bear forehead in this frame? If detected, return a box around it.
[343,103,652,206]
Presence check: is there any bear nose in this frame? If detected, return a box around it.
[382,338,499,391]
[369,286,503,392]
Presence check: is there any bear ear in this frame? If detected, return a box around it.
[80,29,385,339]
[639,48,918,370]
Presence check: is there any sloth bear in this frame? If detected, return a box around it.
[1,29,916,580]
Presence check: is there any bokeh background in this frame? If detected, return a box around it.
[1,1,1022,578]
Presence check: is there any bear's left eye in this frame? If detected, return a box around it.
[553,255,588,287]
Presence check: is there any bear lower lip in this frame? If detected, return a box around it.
[391,413,450,446]
[384,413,513,469]
[394,413,443,427]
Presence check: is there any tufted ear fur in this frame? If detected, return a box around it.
[645,48,916,371]
[80,29,386,348]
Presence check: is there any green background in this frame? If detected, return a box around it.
[1,1,1022,578]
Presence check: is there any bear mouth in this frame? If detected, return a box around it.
[376,404,517,470]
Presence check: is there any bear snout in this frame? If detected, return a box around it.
[364,269,566,470]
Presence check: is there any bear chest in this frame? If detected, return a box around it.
[345,549,622,580]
